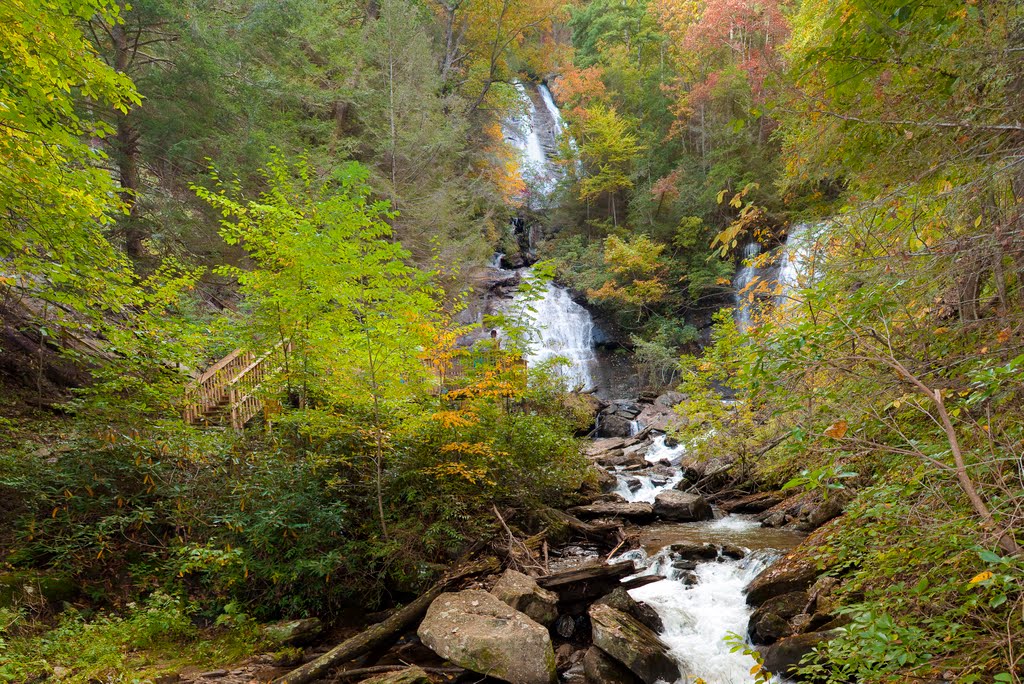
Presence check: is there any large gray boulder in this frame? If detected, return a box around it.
[653,491,713,521]
[588,603,680,684]
[418,590,556,684]
[490,569,559,626]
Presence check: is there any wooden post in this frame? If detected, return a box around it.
[229,387,239,432]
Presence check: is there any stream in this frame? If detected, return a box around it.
[504,81,805,683]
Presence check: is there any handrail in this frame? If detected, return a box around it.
[194,348,245,385]
[183,339,291,431]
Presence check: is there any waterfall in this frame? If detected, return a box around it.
[515,280,597,391]
[505,82,557,197]
[776,222,816,306]
[537,83,564,137]
[733,222,825,330]
[733,242,763,331]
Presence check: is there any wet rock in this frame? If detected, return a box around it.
[588,604,680,684]
[417,590,556,684]
[582,646,643,684]
[262,617,323,646]
[671,559,697,571]
[748,590,809,644]
[669,542,718,561]
[594,588,664,633]
[653,491,713,522]
[599,414,634,438]
[679,571,698,585]
[746,554,819,606]
[568,502,656,523]
[197,671,228,679]
[594,493,627,504]
[361,667,432,684]
[750,612,791,645]
[491,569,559,626]
[721,544,746,560]
[721,491,785,514]
[761,630,841,678]
[625,478,643,493]
[587,438,629,456]
[591,466,618,493]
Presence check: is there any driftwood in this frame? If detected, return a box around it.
[538,507,622,547]
[536,560,636,603]
[272,557,499,684]
[331,665,464,680]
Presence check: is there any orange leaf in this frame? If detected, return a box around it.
[824,420,848,439]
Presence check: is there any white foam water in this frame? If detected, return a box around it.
[517,281,597,391]
[630,548,781,684]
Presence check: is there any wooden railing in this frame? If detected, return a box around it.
[183,340,291,431]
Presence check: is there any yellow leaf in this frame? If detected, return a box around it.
[824,420,848,439]
[750,663,762,675]
[969,571,992,585]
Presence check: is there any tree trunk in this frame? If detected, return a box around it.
[111,23,144,259]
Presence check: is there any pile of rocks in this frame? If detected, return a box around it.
[743,522,849,678]
[417,564,680,684]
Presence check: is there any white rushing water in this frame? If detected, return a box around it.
[538,83,565,137]
[517,281,597,391]
[605,437,791,683]
[631,547,781,684]
[506,82,558,197]
[733,242,763,332]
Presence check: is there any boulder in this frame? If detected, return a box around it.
[596,450,646,468]
[588,604,680,684]
[599,414,634,438]
[745,554,819,606]
[654,392,686,408]
[587,438,629,456]
[720,491,785,514]
[761,630,841,678]
[669,542,718,561]
[594,588,664,633]
[750,612,791,645]
[568,502,656,523]
[721,544,746,560]
[417,590,556,684]
[653,491,713,522]
[591,466,618,493]
[582,646,643,684]
[262,617,323,646]
[361,667,432,684]
[491,569,559,626]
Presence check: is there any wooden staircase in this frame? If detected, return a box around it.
[183,340,291,431]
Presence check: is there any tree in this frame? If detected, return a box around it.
[1,0,140,317]
[573,104,644,227]
[194,153,442,538]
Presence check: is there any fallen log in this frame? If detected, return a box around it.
[536,560,636,603]
[271,556,499,684]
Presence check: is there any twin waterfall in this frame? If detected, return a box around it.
[503,81,793,683]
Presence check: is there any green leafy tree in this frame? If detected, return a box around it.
[1,0,140,315]
[195,153,442,538]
